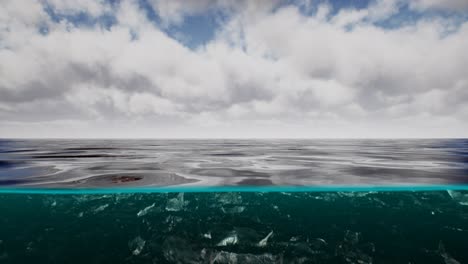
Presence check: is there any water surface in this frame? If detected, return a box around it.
[1,139,467,189]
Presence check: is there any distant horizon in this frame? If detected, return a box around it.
[1,136,467,140]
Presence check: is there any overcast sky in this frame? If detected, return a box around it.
[1,0,467,138]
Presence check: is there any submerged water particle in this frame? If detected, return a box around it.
[93,203,109,213]
[221,205,245,214]
[129,236,146,256]
[447,190,468,206]
[203,232,212,239]
[166,193,187,211]
[257,230,274,247]
[211,251,280,263]
[217,232,239,246]
[439,241,461,264]
[137,203,155,217]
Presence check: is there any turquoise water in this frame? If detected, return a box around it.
[1,185,468,194]
[1,190,468,263]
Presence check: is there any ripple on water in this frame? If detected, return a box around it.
[1,139,468,188]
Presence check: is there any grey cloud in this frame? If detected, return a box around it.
[224,73,275,105]
[68,63,160,94]
[0,61,159,103]
[0,98,86,122]
[409,0,468,11]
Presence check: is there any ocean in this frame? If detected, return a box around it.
[1,139,468,263]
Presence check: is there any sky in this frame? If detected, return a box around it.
[1,0,468,138]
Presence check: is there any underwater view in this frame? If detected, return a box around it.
[1,139,468,263]
[1,191,468,263]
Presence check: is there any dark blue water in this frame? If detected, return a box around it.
[1,139,468,263]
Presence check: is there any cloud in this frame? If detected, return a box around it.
[147,0,282,26]
[43,0,113,17]
[0,0,467,138]
[409,0,468,11]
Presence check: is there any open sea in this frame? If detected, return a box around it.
[1,139,468,263]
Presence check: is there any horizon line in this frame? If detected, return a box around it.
[1,185,468,194]
[1,137,467,140]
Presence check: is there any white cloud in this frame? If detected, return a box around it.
[0,0,467,138]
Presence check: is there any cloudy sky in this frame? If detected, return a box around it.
[1,0,467,138]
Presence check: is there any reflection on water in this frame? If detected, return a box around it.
[0,139,467,188]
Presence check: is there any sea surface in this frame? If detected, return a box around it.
[1,139,468,263]
[1,139,467,188]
